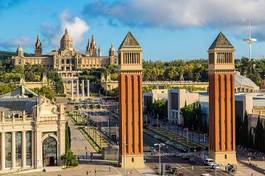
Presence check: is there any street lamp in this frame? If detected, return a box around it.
[154,143,165,176]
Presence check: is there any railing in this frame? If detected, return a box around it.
[102,80,208,85]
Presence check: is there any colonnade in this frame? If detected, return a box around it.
[0,131,32,171]
[71,80,90,100]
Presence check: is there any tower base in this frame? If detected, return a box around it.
[209,150,237,168]
[119,154,145,169]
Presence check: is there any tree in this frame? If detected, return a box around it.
[61,150,78,167]
[65,122,71,153]
[181,102,206,133]
[236,115,243,145]
[33,86,55,100]
[0,84,17,95]
[255,116,263,150]
[181,103,194,129]
[242,113,249,147]
[150,99,167,120]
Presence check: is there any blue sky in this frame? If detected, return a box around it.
[0,0,265,60]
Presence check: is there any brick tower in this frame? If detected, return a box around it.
[208,32,237,166]
[118,32,145,168]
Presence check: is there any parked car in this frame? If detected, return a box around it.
[211,163,220,170]
[201,173,212,176]
[203,158,214,166]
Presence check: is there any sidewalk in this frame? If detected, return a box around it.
[16,164,122,176]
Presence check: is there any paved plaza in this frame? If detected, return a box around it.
[14,164,121,176]
[68,119,96,155]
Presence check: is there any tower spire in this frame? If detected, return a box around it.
[86,38,90,54]
[35,34,42,56]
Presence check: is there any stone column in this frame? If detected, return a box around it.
[11,131,16,169]
[82,80,85,99]
[71,80,74,100]
[76,80,79,100]
[1,132,5,170]
[58,122,65,166]
[87,80,90,97]
[1,111,4,122]
[34,130,42,168]
[22,131,26,168]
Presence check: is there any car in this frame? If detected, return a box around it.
[203,158,214,166]
[201,173,212,176]
[211,163,220,170]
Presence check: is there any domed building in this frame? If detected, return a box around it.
[11,29,118,98]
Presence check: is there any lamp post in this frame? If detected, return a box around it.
[154,143,165,175]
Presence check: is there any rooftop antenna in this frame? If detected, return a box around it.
[243,21,257,60]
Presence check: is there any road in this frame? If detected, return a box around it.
[68,118,96,155]
[144,133,230,176]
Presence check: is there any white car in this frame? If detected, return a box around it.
[211,164,220,170]
[203,158,214,166]
[201,174,212,176]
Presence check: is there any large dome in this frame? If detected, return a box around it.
[60,28,73,51]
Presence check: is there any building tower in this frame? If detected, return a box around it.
[35,34,42,57]
[87,35,97,56]
[208,32,237,167]
[109,44,117,64]
[98,46,101,57]
[16,45,24,57]
[85,38,90,55]
[60,28,73,51]
[118,32,145,168]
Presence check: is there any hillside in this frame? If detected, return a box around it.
[0,50,34,60]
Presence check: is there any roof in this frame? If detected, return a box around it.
[0,86,39,113]
[209,32,234,49]
[0,86,38,98]
[234,72,260,91]
[119,32,141,49]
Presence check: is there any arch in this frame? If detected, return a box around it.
[42,135,58,167]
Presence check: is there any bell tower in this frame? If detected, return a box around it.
[118,32,145,168]
[208,32,237,167]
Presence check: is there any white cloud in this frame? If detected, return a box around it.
[43,10,89,48]
[83,0,265,39]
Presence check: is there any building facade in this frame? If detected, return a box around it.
[12,29,117,70]
[12,29,117,97]
[0,86,65,173]
[167,89,199,124]
[208,32,237,167]
[118,32,145,168]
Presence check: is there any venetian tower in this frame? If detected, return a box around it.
[118,32,145,168]
[208,32,237,167]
